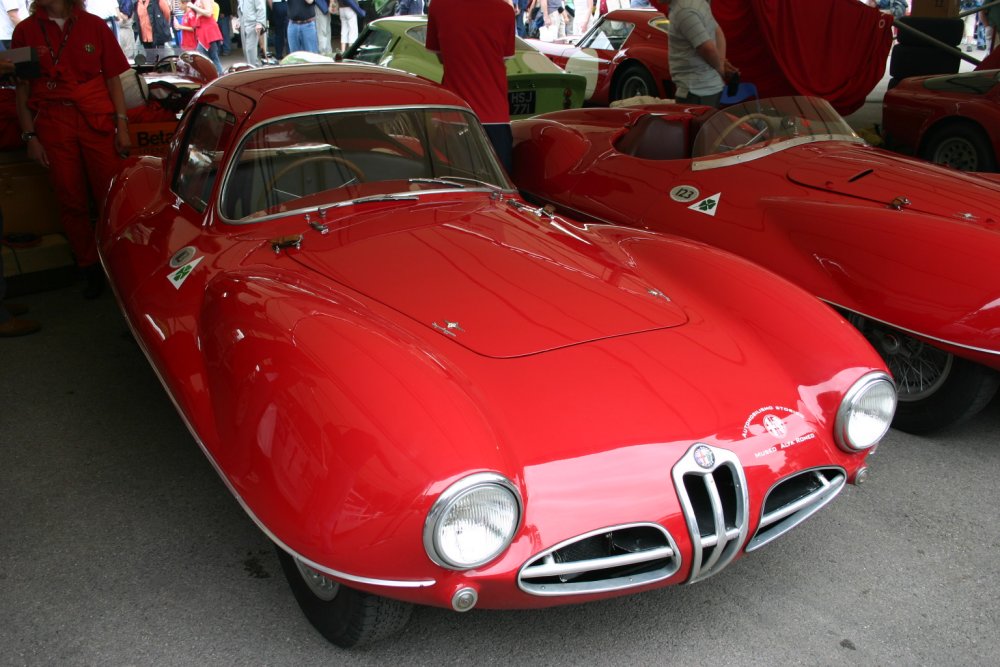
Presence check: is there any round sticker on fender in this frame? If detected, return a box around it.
[670,185,700,203]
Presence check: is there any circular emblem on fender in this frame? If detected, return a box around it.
[84,43,95,53]
[169,246,198,268]
[763,414,787,439]
[670,185,700,203]
[693,445,715,469]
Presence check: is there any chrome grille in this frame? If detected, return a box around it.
[518,523,681,596]
[671,444,749,584]
[746,467,846,552]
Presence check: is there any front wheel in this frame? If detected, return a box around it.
[920,123,996,172]
[612,64,657,102]
[275,546,413,648]
[855,319,999,433]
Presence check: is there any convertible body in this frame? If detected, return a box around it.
[98,67,894,647]
[512,96,1000,432]
[343,16,586,118]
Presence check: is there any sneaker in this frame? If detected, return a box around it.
[0,317,41,337]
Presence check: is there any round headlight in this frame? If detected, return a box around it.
[424,473,522,570]
[835,371,897,451]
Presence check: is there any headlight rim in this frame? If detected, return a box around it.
[423,472,523,571]
[835,370,897,452]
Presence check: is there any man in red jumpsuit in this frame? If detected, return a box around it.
[13,0,131,299]
[426,0,516,173]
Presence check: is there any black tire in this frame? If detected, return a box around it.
[889,44,960,79]
[920,122,997,172]
[895,16,965,47]
[275,546,413,648]
[612,63,657,102]
[853,318,1000,433]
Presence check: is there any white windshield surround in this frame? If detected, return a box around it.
[218,105,513,224]
[691,96,864,171]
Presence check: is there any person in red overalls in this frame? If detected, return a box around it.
[12,0,131,298]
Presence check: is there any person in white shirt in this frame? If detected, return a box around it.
[0,0,27,48]
[87,0,123,39]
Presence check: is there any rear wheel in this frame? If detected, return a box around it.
[852,318,1000,433]
[612,64,657,102]
[275,546,413,648]
[920,123,997,172]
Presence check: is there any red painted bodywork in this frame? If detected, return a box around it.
[512,101,1000,372]
[99,66,887,611]
[883,70,1000,166]
[527,9,672,105]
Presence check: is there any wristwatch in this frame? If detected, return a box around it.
[21,131,37,142]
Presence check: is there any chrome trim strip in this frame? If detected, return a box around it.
[691,135,865,171]
[746,468,846,553]
[98,253,435,589]
[824,299,1000,359]
[671,443,749,584]
[520,546,676,579]
[517,522,681,596]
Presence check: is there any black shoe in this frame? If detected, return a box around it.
[3,302,29,317]
[83,264,105,300]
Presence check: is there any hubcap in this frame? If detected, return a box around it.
[933,137,978,171]
[294,558,341,601]
[621,75,651,98]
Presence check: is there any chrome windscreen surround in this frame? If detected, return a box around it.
[517,523,681,596]
[671,443,749,584]
[745,467,846,553]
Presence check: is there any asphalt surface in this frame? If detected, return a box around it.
[1,278,999,666]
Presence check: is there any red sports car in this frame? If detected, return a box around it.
[883,69,1000,173]
[512,96,1000,433]
[98,66,894,648]
[527,9,672,104]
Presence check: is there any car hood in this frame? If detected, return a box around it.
[786,145,1000,224]
[291,197,689,358]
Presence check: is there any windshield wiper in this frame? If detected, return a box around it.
[344,193,420,206]
[425,176,505,191]
[408,178,467,188]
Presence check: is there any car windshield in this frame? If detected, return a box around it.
[578,19,634,50]
[219,106,511,223]
[406,25,538,53]
[345,27,393,63]
[691,96,861,164]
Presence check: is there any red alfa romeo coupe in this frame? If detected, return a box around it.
[512,96,1000,433]
[98,66,895,648]
[883,69,1000,173]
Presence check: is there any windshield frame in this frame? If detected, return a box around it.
[216,104,515,225]
[690,96,865,171]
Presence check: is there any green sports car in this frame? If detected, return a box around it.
[343,17,586,119]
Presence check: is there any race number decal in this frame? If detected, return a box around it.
[168,256,203,290]
[689,192,722,216]
[669,185,700,203]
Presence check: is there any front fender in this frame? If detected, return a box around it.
[199,268,508,580]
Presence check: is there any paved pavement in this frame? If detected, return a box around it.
[1,284,998,665]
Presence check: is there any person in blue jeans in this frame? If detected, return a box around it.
[268,0,288,59]
[285,0,318,53]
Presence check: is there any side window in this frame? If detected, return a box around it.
[351,28,394,63]
[173,105,236,213]
[580,20,634,51]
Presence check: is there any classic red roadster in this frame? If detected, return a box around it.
[98,66,895,647]
[512,96,1000,433]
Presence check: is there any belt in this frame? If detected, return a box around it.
[291,17,314,23]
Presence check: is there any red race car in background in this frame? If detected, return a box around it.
[98,65,895,648]
[527,9,672,104]
[883,69,1000,173]
[512,96,1000,433]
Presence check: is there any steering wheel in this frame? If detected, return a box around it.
[254,154,366,212]
[708,112,775,153]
